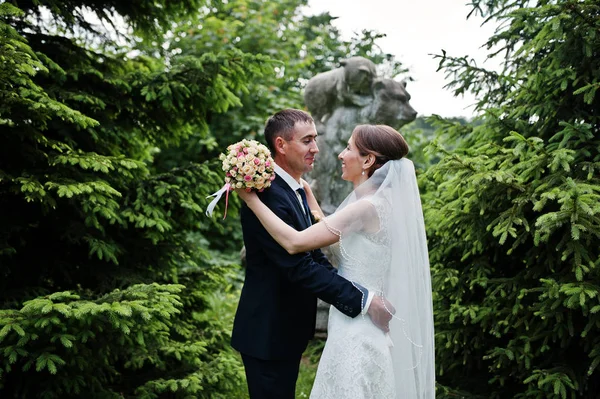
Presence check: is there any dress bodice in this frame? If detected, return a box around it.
[334,232,389,294]
[330,196,391,294]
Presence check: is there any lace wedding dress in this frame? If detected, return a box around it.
[310,159,435,399]
[310,202,395,398]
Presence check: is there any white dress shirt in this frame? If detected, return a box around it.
[274,163,307,215]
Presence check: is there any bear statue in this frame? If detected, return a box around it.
[306,74,418,336]
[303,56,378,124]
[308,78,417,214]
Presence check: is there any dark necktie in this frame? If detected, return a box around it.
[296,188,312,226]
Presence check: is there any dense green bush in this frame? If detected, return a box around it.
[0,0,271,396]
[425,1,600,398]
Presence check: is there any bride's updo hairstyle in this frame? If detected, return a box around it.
[352,124,409,177]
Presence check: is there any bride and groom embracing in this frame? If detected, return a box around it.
[231,109,435,398]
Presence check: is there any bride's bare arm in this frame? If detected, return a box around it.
[237,189,336,254]
[237,189,373,254]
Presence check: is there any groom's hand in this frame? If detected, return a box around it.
[367,296,395,333]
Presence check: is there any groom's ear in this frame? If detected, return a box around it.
[275,136,286,155]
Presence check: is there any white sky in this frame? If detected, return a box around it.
[305,0,500,118]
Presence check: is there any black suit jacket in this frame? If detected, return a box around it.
[231,174,364,360]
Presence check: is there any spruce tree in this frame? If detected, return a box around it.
[426,1,600,398]
[0,1,272,397]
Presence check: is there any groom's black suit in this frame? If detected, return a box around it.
[232,174,365,398]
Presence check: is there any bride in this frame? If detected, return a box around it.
[237,124,435,398]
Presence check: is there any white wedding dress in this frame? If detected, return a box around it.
[310,159,435,399]
[310,198,396,398]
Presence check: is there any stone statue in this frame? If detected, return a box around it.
[304,58,418,336]
[306,68,418,214]
[304,57,378,124]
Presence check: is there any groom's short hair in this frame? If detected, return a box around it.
[264,109,314,155]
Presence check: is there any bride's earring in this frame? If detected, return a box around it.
[361,170,365,176]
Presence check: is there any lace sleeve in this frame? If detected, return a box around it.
[363,196,392,247]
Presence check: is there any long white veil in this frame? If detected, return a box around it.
[328,158,435,398]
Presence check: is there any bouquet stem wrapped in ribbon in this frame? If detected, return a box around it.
[205,139,276,219]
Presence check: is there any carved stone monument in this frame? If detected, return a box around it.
[304,56,378,125]
[305,56,418,335]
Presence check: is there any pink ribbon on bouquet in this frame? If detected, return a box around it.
[205,183,232,219]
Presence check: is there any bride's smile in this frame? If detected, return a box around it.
[338,135,372,188]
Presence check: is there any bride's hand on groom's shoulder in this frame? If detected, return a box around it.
[300,178,325,220]
[300,178,312,193]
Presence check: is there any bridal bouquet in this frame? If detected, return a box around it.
[205,139,275,218]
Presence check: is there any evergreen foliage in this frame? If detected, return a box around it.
[425,1,600,398]
[401,116,473,171]
[0,0,272,397]
[163,0,406,149]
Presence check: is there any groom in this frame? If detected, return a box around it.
[232,109,392,398]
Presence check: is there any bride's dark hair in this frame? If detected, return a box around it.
[352,124,409,177]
